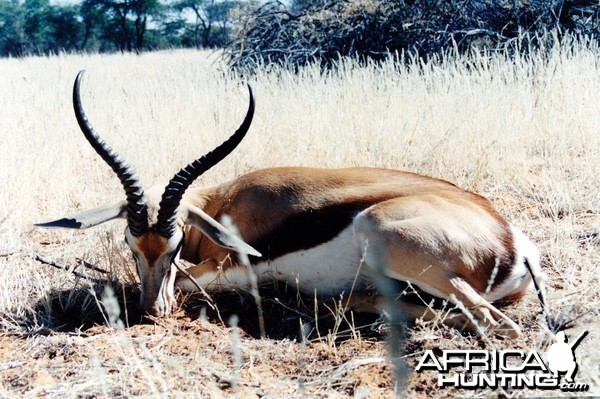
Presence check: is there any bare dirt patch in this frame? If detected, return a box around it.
[1,276,396,398]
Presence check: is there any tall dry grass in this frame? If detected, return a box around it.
[0,34,598,397]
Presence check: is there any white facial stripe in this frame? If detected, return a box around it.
[125,228,184,316]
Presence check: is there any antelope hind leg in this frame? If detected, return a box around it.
[353,197,523,338]
[344,292,515,336]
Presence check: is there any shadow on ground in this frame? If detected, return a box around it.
[32,282,386,342]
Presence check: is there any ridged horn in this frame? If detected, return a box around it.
[155,85,255,238]
[73,70,149,237]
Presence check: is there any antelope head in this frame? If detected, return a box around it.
[37,71,260,317]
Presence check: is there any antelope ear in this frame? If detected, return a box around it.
[36,200,128,229]
[183,204,261,258]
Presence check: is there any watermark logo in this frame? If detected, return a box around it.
[546,331,579,382]
[415,330,589,392]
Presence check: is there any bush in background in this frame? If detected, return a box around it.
[225,0,599,71]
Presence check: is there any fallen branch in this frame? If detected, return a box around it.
[75,257,109,274]
[173,260,221,319]
[31,253,105,284]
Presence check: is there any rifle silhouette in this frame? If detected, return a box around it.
[569,330,588,351]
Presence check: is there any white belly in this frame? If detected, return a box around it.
[178,227,368,297]
[256,226,367,296]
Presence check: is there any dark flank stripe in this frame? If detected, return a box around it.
[247,199,382,264]
[211,167,518,295]
[244,191,517,296]
[487,225,515,293]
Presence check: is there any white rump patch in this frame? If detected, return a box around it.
[483,225,541,302]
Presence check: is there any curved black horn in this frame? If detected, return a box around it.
[155,85,255,238]
[73,70,149,237]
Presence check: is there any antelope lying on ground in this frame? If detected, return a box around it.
[38,71,544,337]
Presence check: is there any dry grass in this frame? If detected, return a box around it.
[0,35,598,397]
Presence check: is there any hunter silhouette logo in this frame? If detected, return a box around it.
[546,330,588,383]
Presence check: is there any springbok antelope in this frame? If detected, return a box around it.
[38,71,544,337]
